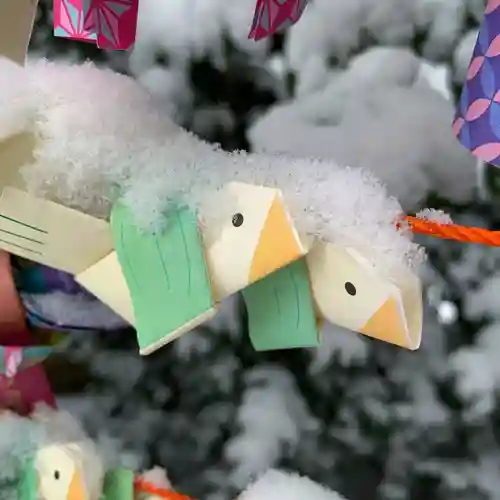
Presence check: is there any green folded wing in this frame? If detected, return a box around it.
[111,203,214,355]
[17,458,37,500]
[242,258,320,351]
[102,469,134,500]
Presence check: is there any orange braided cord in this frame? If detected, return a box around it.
[134,478,198,500]
[406,216,500,246]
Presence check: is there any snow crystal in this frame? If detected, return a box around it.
[12,58,422,279]
[238,470,347,500]
[416,208,453,224]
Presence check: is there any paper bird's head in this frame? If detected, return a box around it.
[33,441,102,500]
[200,181,313,300]
[307,242,422,350]
[0,406,105,500]
[29,406,104,500]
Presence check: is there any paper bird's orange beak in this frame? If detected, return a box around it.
[67,471,86,500]
[248,195,304,284]
[360,297,408,348]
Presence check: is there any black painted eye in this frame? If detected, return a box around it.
[54,470,60,480]
[232,213,244,227]
[345,282,356,296]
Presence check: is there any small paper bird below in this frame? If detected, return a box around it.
[20,407,105,500]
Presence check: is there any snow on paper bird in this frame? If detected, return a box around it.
[0,56,424,354]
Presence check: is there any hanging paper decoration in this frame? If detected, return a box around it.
[53,0,139,50]
[1,346,54,379]
[248,0,311,41]
[0,250,56,415]
[6,0,500,371]
[453,0,500,166]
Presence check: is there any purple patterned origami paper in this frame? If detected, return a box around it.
[249,0,310,42]
[53,0,138,51]
[453,0,500,167]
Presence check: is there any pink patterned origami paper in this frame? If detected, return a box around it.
[0,334,55,416]
[3,347,22,379]
[53,0,138,51]
[249,0,310,42]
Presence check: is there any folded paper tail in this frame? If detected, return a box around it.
[453,0,500,166]
[243,258,320,350]
[0,0,38,65]
[110,203,215,355]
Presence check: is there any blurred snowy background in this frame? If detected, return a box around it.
[27,0,500,499]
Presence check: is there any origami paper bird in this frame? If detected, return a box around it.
[0,5,424,356]
[454,0,500,166]
[75,181,422,354]
[0,29,424,355]
[4,407,188,500]
[0,407,101,500]
[31,441,103,500]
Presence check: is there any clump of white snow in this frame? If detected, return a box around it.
[225,367,318,488]
[284,0,472,93]
[451,323,500,420]
[285,0,416,75]
[453,29,479,83]
[416,209,453,224]
[0,57,36,141]
[139,466,172,489]
[128,0,270,119]
[415,0,467,60]
[238,470,347,500]
[249,47,476,212]
[11,58,422,279]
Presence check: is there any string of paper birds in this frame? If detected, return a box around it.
[0,0,500,418]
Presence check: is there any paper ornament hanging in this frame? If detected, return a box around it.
[53,0,139,50]
[453,0,500,166]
